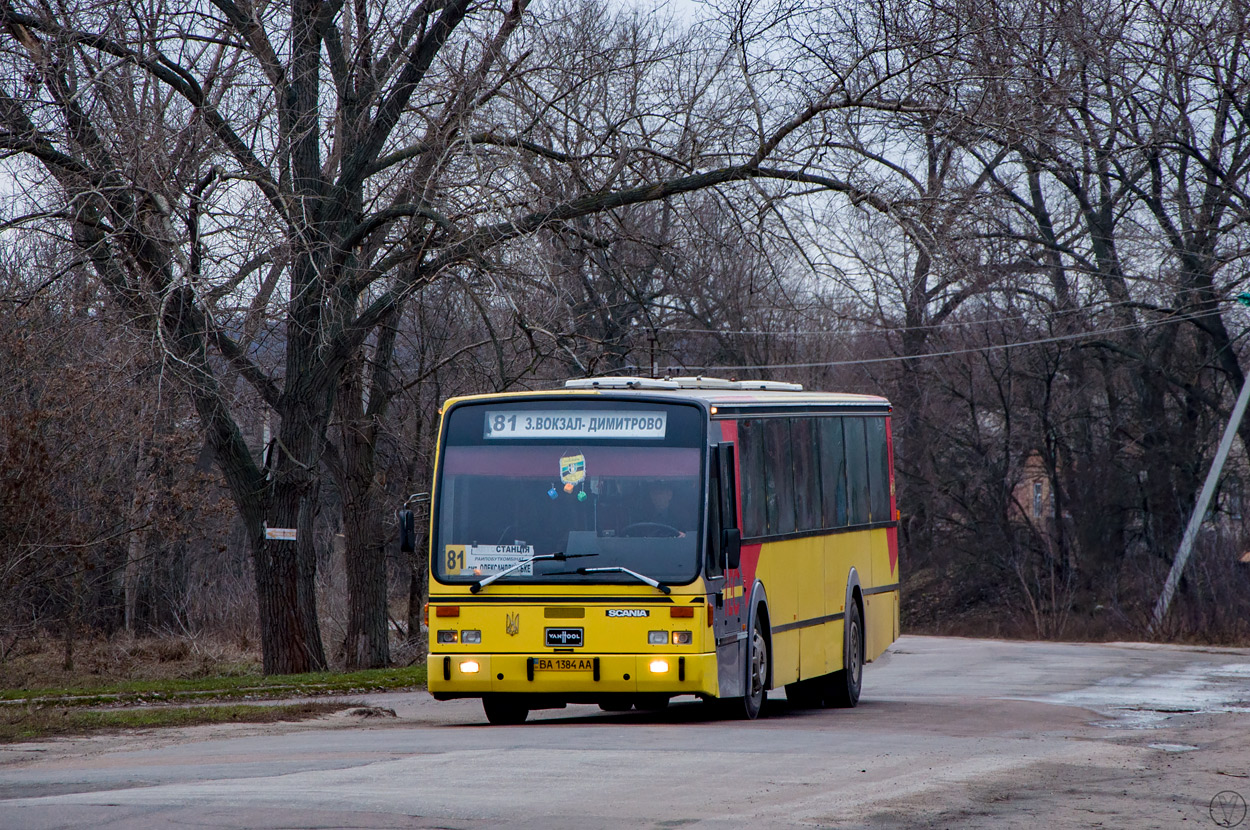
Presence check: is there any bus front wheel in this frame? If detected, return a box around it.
[482,695,529,725]
[828,601,863,708]
[742,619,769,719]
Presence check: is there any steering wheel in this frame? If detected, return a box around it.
[620,522,682,538]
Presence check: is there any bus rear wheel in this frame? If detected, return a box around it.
[828,601,863,708]
[482,695,529,725]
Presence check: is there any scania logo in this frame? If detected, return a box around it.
[606,609,650,617]
[545,628,584,647]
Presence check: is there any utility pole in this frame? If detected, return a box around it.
[1150,295,1250,634]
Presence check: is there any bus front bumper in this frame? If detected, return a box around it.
[428,652,718,698]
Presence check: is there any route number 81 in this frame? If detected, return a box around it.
[445,548,466,574]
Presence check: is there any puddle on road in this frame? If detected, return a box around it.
[1019,663,1250,729]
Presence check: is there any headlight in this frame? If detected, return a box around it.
[460,660,480,673]
[649,659,669,673]
[673,631,692,645]
[648,631,668,645]
[436,630,458,644]
[461,629,482,644]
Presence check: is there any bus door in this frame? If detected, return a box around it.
[709,441,746,697]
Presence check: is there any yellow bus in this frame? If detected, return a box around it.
[425,377,899,723]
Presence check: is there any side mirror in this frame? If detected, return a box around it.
[722,528,741,571]
[398,509,416,553]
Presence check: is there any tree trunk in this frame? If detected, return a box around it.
[337,413,390,669]
[335,316,402,669]
[124,435,158,633]
[251,400,329,675]
[122,524,147,634]
[343,502,390,668]
[253,531,326,675]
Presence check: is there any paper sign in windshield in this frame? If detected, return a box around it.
[484,410,667,440]
[443,544,534,576]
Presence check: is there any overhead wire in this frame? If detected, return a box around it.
[658,296,1194,339]
[675,306,1232,373]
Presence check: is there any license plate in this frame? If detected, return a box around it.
[534,657,594,671]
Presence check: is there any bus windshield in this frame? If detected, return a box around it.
[433,401,705,586]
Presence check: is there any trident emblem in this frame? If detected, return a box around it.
[505,613,520,636]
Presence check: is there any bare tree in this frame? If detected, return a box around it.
[1,0,923,670]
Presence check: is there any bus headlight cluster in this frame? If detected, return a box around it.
[437,629,481,644]
[648,631,692,645]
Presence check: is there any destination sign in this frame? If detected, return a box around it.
[443,544,533,576]
[483,409,667,440]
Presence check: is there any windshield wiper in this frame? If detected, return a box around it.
[575,566,671,595]
[469,552,597,593]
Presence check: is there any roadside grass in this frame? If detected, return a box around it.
[0,636,426,741]
[0,665,429,707]
[0,701,355,743]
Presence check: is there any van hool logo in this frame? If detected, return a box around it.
[606,609,650,618]
[545,628,583,647]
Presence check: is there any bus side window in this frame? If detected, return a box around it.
[844,417,870,526]
[819,418,848,528]
[791,417,821,531]
[764,418,796,535]
[866,417,891,523]
[739,420,767,537]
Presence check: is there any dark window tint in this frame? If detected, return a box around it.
[791,418,821,531]
[867,417,891,522]
[819,418,848,527]
[844,417,870,525]
[764,419,796,534]
[739,420,766,537]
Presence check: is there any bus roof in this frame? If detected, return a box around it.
[442,376,891,412]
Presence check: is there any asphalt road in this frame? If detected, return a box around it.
[2,635,1249,829]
